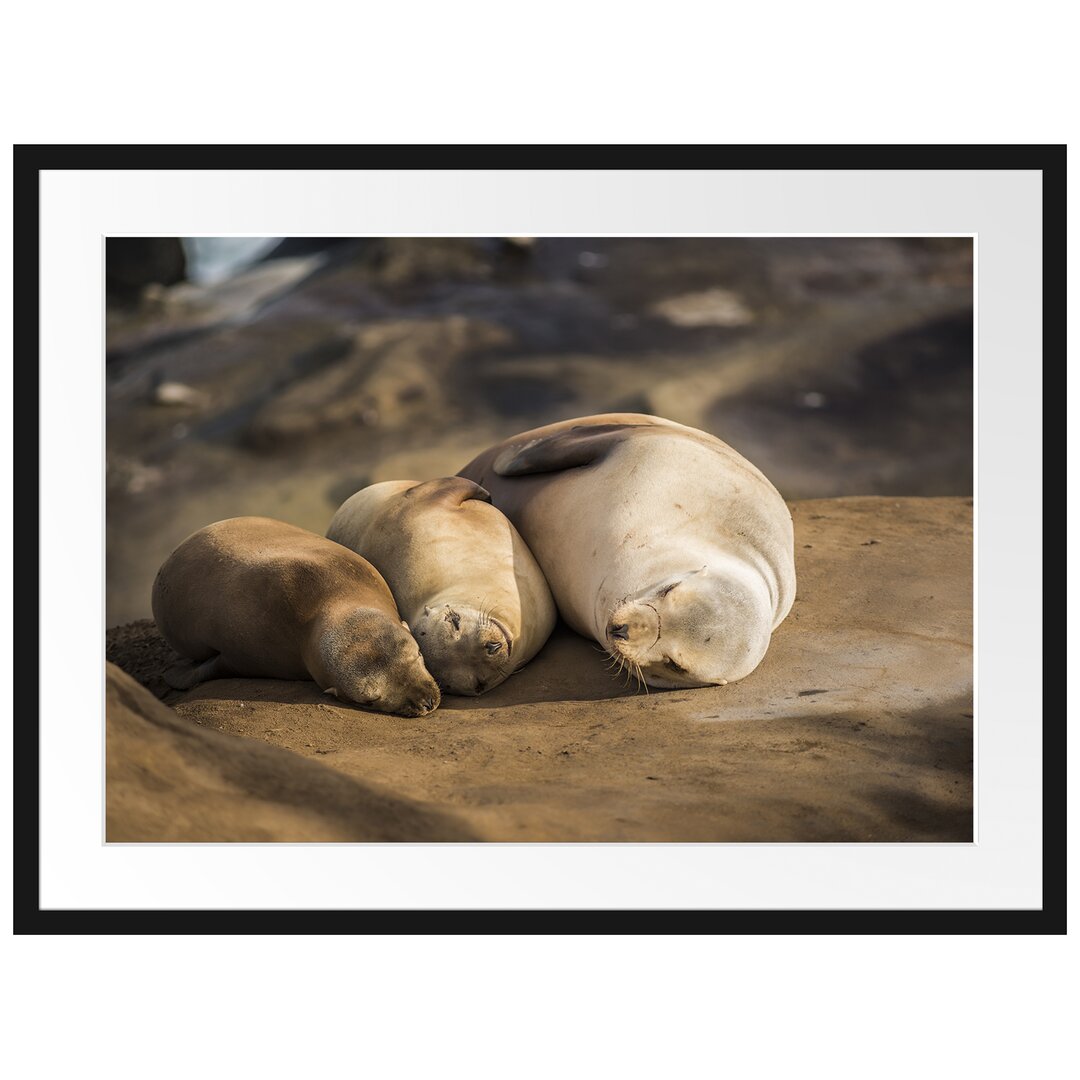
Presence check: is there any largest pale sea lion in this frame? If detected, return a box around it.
[151,516,441,717]
[458,414,796,689]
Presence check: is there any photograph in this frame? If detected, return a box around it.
[103,233,975,843]
[5,5,1069,1070]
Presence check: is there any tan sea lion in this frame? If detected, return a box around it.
[151,516,441,717]
[458,414,795,689]
[327,477,556,695]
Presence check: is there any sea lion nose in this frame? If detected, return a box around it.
[609,623,629,641]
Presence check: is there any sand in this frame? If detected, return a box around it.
[106,496,973,843]
[106,662,475,842]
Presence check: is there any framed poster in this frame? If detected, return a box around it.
[13,145,1064,931]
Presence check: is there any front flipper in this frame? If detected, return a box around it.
[493,423,648,477]
[163,654,229,690]
[404,476,492,507]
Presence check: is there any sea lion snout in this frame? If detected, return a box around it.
[376,656,442,717]
[606,601,660,654]
[404,688,441,717]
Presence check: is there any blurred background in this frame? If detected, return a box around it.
[106,236,973,626]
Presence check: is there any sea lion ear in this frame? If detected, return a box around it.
[493,424,647,476]
[323,686,339,698]
[401,620,410,630]
[406,477,492,506]
[671,566,708,587]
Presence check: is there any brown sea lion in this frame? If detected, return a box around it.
[151,516,440,716]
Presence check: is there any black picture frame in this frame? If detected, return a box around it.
[13,144,1065,934]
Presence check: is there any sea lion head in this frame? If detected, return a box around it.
[604,566,772,689]
[318,610,441,717]
[412,603,514,696]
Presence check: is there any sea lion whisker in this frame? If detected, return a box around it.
[600,647,623,678]
[635,661,649,695]
[602,651,623,674]
[601,660,624,683]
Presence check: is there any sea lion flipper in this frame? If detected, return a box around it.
[163,654,226,690]
[405,477,493,506]
[493,424,642,476]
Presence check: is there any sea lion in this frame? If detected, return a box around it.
[458,414,795,689]
[151,516,441,717]
[327,477,556,695]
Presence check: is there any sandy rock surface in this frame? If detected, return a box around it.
[106,496,973,843]
[106,661,474,842]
